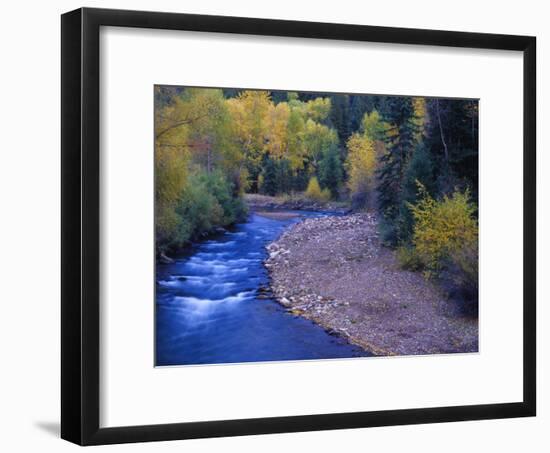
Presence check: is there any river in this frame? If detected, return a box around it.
[155,211,369,366]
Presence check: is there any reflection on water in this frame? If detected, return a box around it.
[155,212,369,366]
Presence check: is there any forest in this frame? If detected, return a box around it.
[155,86,479,298]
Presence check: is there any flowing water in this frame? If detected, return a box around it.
[155,211,369,366]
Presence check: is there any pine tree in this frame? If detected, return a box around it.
[261,157,279,196]
[377,97,421,244]
[424,99,478,200]
[318,146,343,199]
[277,158,293,194]
[349,95,372,133]
[398,143,434,242]
[329,95,351,142]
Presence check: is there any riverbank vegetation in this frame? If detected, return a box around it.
[155,86,478,299]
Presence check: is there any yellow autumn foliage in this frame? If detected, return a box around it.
[345,132,377,197]
[412,97,428,140]
[409,183,478,278]
[264,102,290,159]
[305,177,331,203]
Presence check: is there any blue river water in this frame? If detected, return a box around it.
[155,211,369,366]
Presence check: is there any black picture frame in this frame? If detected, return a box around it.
[61,7,536,446]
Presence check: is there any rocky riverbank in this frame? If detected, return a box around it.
[264,213,478,356]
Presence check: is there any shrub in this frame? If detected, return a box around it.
[176,177,223,239]
[157,170,247,252]
[199,170,247,225]
[305,176,331,203]
[396,245,423,271]
[446,239,478,300]
[156,204,185,252]
[379,205,400,246]
[408,183,478,281]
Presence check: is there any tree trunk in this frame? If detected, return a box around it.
[435,99,449,164]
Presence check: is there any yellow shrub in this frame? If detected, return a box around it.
[396,245,423,271]
[305,177,331,203]
[409,184,478,278]
[321,188,331,202]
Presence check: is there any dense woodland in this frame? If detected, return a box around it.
[155,86,479,298]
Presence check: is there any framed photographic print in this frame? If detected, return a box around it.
[61,7,536,445]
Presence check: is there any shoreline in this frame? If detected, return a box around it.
[158,193,345,264]
[157,225,232,264]
[264,213,478,357]
[244,193,351,214]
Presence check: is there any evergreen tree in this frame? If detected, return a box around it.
[277,158,293,194]
[270,90,288,104]
[377,97,420,244]
[349,95,373,133]
[424,99,478,200]
[329,95,351,142]
[261,157,279,196]
[398,143,434,242]
[291,167,310,192]
[221,88,242,99]
[318,146,343,199]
